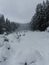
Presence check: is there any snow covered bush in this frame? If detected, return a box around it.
[4,38,9,42]
[46,27,49,32]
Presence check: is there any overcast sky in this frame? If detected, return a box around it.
[0,0,46,23]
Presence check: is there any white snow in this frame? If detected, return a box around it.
[0,31,49,65]
[46,27,49,32]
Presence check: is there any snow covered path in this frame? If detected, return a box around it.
[0,31,49,65]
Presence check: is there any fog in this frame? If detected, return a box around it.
[0,0,46,23]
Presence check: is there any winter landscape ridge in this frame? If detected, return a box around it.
[0,0,49,65]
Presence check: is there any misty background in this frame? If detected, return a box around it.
[0,0,46,23]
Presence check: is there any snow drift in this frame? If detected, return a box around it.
[0,31,49,65]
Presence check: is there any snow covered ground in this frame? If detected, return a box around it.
[0,31,49,65]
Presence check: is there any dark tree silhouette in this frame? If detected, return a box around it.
[30,0,49,31]
[0,14,20,34]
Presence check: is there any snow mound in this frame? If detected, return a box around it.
[0,31,49,65]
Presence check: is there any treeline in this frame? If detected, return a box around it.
[0,14,19,34]
[30,0,49,31]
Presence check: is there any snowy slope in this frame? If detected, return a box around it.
[0,31,49,65]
